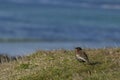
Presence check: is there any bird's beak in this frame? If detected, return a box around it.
[75,49,77,52]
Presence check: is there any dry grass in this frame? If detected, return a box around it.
[0,48,120,80]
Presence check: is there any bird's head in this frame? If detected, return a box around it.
[75,47,82,52]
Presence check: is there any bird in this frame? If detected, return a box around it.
[75,47,90,64]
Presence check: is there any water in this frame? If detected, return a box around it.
[0,0,120,55]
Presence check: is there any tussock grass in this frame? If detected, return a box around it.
[0,48,120,80]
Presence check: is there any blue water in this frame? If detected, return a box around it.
[0,0,120,55]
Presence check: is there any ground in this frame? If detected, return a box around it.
[0,48,120,80]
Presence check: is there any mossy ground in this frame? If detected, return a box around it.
[0,48,120,80]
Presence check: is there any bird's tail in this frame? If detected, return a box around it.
[86,59,92,65]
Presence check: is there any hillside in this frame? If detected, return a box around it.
[0,48,120,80]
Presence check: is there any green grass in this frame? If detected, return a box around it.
[0,48,120,80]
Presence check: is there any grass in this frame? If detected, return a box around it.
[0,48,120,80]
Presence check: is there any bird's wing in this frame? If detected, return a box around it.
[82,52,89,62]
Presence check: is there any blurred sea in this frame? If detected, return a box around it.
[0,0,120,55]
